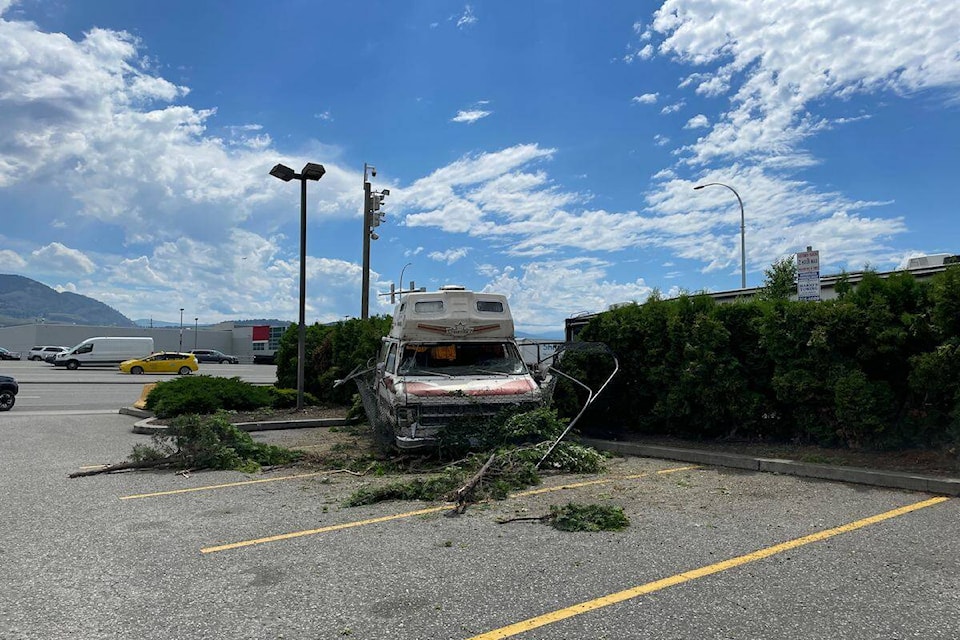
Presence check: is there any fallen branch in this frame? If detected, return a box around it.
[496,515,550,525]
[451,452,497,514]
[68,456,180,478]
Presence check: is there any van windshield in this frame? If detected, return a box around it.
[398,342,526,376]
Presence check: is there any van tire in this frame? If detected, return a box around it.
[66,360,79,370]
[178,366,192,375]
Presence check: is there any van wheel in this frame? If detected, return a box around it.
[66,360,79,370]
[178,366,192,375]
[30,356,41,361]
[131,366,144,375]
[0,390,14,411]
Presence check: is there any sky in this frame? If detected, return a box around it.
[0,0,958,337]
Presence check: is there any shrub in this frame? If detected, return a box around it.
[266,386,321,409]
[145,376,274,418]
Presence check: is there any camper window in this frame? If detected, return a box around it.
[414,300,444,313]
[476,300,504,313]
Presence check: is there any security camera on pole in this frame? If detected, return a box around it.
[361,163,389,319]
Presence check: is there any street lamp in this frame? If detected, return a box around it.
[398,262,412,301]
[694,182,746,289]
[270,161,326,410]
[179,308,184,351]
[194,317,198,349]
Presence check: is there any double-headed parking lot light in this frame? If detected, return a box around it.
[270,161,327,410]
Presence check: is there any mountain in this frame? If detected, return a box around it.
[0,274,136,327]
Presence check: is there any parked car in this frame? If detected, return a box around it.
[119,352,198,375]
[0,347,21,361]
[28,345,69,361]
[0,374,17,410]
[190,349,239,364]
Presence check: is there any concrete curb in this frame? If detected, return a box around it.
[579,438,960,497]
[120,407,358,436]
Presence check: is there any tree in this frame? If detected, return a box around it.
[759,256,798,301]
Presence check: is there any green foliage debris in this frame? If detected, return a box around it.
[131,412,302,472]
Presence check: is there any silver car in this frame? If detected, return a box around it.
[28,345,68,361]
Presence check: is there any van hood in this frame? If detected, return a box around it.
[396,375,538,398]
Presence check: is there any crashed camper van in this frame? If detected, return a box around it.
[363,285,548,449]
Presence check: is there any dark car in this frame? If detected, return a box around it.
[189,349,239,364]
[0,347,21,361]
[0,374,18,411]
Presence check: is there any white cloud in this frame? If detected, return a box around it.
[0,14,360,251]
[451,108,491,123]
[647,0,960,167]
[632,93,659,104]
[30,242,97,275]
[0,249,26,270]
[456,5,477,30]
[684,114,709,129]
[428,247,470,264]
[482,259,653,334]
[660,101,685,114]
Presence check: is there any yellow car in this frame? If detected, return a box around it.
[119,352,199,375]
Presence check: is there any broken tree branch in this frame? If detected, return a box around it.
[68,456,181,478]
[451,452,497,513]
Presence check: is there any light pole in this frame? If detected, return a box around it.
[694,182,746,289]
[194,317,198,349]
[270,161,326,410]
[398,262,412,301]
[179,308,184,351]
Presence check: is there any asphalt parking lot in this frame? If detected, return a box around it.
[1,412,957,640]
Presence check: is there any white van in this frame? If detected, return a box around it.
[53,337,155,370]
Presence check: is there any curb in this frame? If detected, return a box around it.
[579,438,960,497]
[120,407,358,435]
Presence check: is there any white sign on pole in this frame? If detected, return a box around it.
[796,249,821,301]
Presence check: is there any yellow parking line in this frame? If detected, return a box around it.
[200,464,697,554]
[201,505,451,553]
[119,472,329,500]
[513,465,699,498]
[466,496,951,640]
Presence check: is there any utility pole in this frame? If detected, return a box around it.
[361,164,373,319]
[361,163,389,319]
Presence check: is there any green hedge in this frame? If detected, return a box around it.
[274,316,392,405]
[574,266,960,449]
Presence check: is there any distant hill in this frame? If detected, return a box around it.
[0,274,136,327]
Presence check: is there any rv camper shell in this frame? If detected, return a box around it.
[373,286,544,449]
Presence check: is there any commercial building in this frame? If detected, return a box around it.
[0,320,289,363]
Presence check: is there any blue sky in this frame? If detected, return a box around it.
[1,0,958,336]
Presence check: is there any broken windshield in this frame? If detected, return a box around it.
[397,342,526,376]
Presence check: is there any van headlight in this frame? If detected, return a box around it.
[396,406,419,427]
